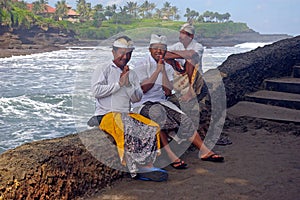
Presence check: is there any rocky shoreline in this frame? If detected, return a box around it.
[0,26,292,58]
[0,36,299,199]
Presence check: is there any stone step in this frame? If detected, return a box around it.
[245,90,300,110]
[227,101,300,123]
[293,65,300,78]
[264,77,300,94]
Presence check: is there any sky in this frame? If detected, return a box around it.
[26,0,300,36]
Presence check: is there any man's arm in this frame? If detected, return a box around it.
[140,67,161,93]
[91,66,121,98]
[128,70,143,103]
[165,50,197,60]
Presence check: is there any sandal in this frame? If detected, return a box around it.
[201,153,224,162]
[170,160,188,169]
[136,167,168,182]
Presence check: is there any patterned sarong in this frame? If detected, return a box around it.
[99,112,160,174]
[139,101,195,140]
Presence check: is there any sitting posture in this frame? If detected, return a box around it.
[91,36,167,181]
[132,34,224,170]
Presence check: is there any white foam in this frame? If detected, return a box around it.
[234,42,271,49]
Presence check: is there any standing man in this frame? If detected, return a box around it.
[91,36,167,182]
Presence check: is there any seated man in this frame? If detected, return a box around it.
[91,36,167,181]
[132,34,224,170]
[165,23,210,137]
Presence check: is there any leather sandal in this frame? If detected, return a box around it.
[170,160,188,169]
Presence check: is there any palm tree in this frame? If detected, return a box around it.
[126,1,138,18]
[161,1,172,20]
[32,1,42,15]
[104,6,113,20]
[154,8,162,19]
[55,0,68,20]
[170,6,179,20]
[76,0,93,21]
[32,0,48,15]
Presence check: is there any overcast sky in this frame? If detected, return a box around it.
[26,0,300,36]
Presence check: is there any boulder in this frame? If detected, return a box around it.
[0,129,123,200]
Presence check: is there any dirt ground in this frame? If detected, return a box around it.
[79,120,300,200]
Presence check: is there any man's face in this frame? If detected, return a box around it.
[112,48,133,69]
[149,44,167,62]
[179,30,193,47]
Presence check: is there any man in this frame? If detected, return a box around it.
[91,36,167,181]
[166,23,210,139]
[132,34,224,170]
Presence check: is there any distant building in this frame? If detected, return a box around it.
[26,3,79,22]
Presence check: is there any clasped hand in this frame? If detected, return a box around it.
[119,65,130,87]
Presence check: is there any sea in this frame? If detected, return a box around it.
[0,42,269,154]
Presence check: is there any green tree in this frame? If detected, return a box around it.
[104,6,114,20]
[126,1,138,18]
[203,10,214,22]
[76,0,92,21]
[32,0,48,15]
[184,8,199,22]
[55,0,68,20]
[161,1,172,19]
[170,6,179,20]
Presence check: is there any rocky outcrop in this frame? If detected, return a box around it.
[0,129,123,200]
[0,25,79,58]
[216,35,300,107]
[199,31,292,47]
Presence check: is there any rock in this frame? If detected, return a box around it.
[1,34,300,200]
[0,129,124,200]
[214,35,300,107]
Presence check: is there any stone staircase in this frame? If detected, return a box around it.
[227,65,300,123]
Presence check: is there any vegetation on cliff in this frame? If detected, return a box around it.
[0,0,252,41]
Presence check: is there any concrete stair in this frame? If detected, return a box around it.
[227,65,300,123]
[293,65,300,78]
[264,77,300,94]
[245,90,300,110]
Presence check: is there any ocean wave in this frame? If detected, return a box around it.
[234,42,271,49]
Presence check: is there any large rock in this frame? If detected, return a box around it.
[215,35,300,107]
[0,129,123,200]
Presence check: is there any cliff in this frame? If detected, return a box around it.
[0,25,79,58]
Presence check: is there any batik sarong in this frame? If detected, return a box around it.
[99,112,160,175]
[139,101,195,140]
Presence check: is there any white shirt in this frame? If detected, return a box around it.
[91,62,143,115]
[169,39,204,74]
[132,54,174,108]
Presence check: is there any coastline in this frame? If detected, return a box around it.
[0,36,299,199]
[0,45,64,58]
[0,32,293,59]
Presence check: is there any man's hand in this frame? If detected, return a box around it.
[157,55,165,72]
[119,65,130,87]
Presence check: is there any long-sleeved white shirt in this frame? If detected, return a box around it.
[169,39,204,74]
[91,62,143,115]
[132,54,174,108]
